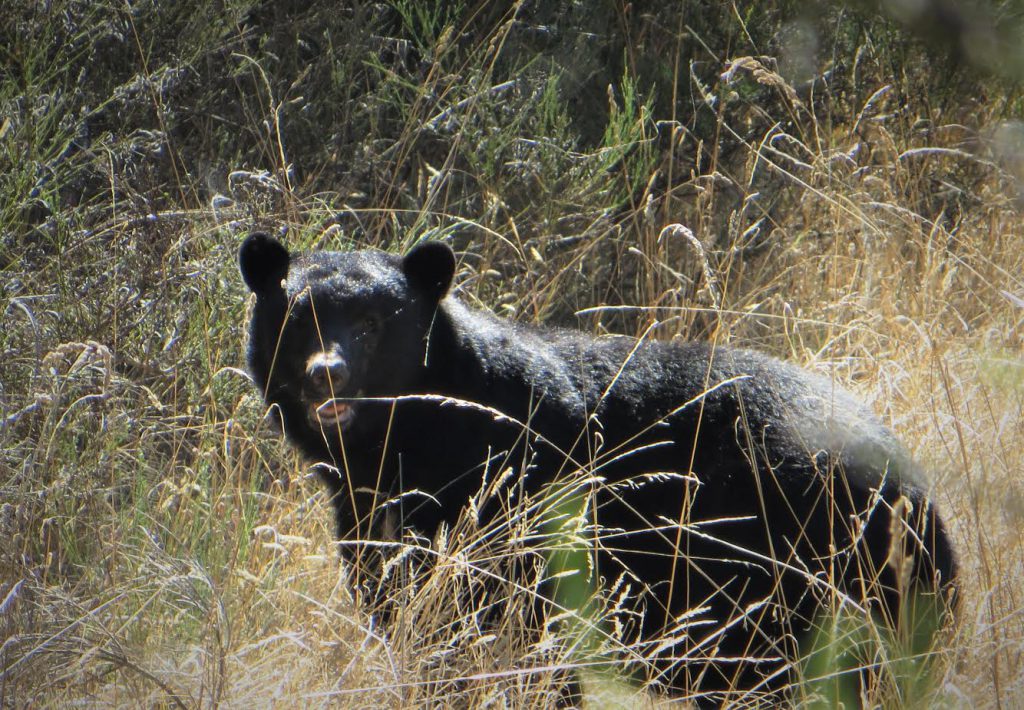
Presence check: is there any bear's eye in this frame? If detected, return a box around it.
[361,315,379,335]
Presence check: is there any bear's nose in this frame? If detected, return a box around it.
[305,351,350,395]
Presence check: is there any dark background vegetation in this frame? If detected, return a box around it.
[2,0,1022,706]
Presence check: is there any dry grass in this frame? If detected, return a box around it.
[1,1,1023,707]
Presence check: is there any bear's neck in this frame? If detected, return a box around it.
[424,298,588,424]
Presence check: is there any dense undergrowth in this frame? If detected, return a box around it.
[1,0,1023,706]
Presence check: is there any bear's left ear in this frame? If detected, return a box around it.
[402,241,455,302]
[239,232,290,297]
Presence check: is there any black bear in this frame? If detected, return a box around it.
[239,232,957,700]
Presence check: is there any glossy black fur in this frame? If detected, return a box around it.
[240,233,957,698]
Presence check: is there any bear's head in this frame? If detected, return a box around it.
[239,232,456,461]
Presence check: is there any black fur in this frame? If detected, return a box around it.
[240,234,957,697]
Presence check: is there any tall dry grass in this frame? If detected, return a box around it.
[1,1,1022,706]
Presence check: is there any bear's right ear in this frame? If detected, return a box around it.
[239,233,290,296]
[402,241,456,302]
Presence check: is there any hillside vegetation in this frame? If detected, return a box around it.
[1,1,1023,706]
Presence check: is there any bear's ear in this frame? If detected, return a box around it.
[402,241,455,302]
[239,233,290,296]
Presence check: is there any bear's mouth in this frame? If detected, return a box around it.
[311,396,358,430]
